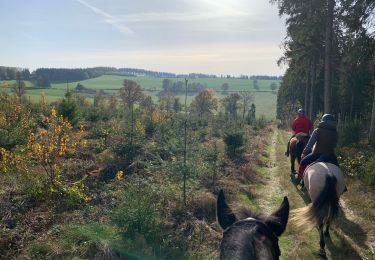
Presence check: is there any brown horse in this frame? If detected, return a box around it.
[289,134,310,174]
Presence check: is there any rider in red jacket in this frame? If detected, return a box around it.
[285,109,313,156]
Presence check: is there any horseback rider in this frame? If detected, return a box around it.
[297,114,339,181]
[285,108,313,157]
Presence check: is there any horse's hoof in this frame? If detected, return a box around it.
[318,249,327,258]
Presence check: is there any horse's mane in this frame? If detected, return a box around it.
[234,205,279,225]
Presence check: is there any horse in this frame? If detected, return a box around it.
[217,190,289,259]
[291,162,346,257]
[289,133,310,174]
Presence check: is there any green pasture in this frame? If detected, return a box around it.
[1,75,278,118]
[51,75,280,92]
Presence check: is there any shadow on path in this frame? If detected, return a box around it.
[293,179,369,258]
[326,229,363,259]
[335,208,368,248]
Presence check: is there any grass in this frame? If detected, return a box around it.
[1,75,278,118]
[50,75,280,92]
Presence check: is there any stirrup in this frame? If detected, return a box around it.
[290,172,296,183]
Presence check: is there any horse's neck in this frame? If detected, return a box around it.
[221,234,276,260]
[221,234,256,259]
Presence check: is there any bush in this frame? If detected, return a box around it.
[111,184,161,242]
[57,182,87,211]
[29,242,53,259]
[223,131,246,158]
[338,120,362,146]
[189,191,216,222]
[362,154,375,187]
[253,114,268,130]
[99,163,119,182]
[113,143,143,168]
[58,92,80,126]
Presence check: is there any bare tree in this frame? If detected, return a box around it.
[222,93,242,119]
[240,91,254,122]
[190,89,218,119]
[12,71,25,102]
[119,80,145,144]
[158,91,175,114]
[183,78,188,206]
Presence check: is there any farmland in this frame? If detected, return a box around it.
[1,75,279,118]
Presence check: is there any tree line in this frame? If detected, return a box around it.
[161,79,206,95]
[1,65,283,87]
[272,0,375,142]
[0,66,30,81]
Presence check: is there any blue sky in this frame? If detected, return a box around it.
[0,0,286,75]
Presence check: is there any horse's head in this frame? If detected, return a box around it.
[217,190,289,260]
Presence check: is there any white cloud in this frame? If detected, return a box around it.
[76,0,134,35]
[118,11,248,23]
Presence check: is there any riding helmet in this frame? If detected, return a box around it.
[321,114,335,122]
[298,108,305,115]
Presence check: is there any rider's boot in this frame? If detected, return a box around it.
[285,141,290,157]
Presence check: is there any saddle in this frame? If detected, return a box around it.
[295,132,309,141]
[304,156,339,175]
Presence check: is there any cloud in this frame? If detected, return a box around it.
[76,0,133,35]
[115,0,248,23]
[118,11,248,23]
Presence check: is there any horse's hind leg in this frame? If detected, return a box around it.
[318,224,327,258]
[324,222,330,238]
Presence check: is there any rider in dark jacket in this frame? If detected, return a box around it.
[297,114,338,180]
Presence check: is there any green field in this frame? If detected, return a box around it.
[1,75,279,118]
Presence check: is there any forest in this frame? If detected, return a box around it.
[273,0,375,190]
[273,0,374,135]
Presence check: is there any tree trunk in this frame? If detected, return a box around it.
[131,103,134,145]
[309,59,316,119]
[369,88,375,144]
[324,0,334,114]
[242,101,246,126]
[350,92,354,119]
[305,62,311,115]
[183,78,188,206]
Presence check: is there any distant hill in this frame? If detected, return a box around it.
[0,66,283,85]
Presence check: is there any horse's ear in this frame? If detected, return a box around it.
[265,196,289,237]
[217,190,237,230]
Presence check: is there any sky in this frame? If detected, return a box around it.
[0,0,286,75]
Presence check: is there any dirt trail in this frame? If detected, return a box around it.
[256,127,284,214]
[254,127,374,260]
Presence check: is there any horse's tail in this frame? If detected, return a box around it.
[291,174,339,230]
